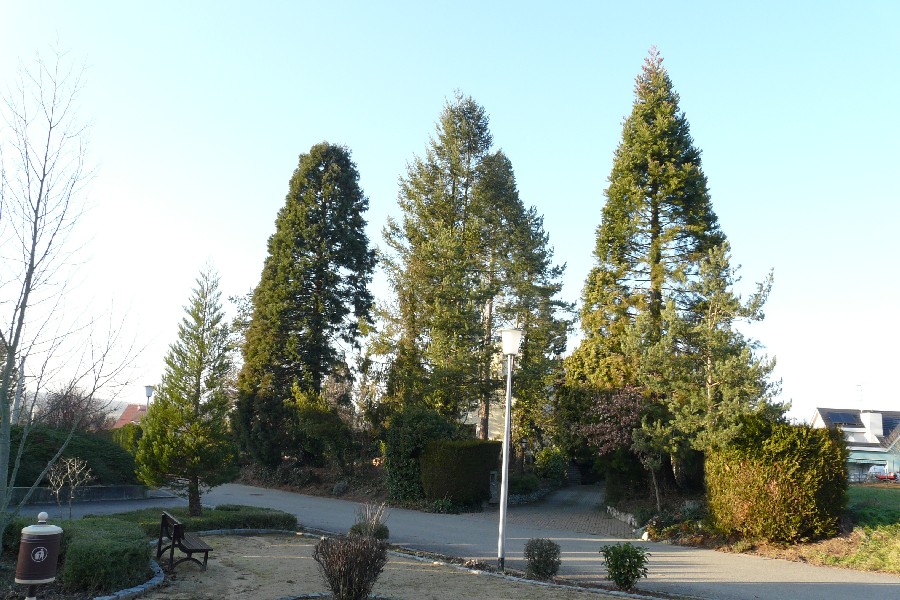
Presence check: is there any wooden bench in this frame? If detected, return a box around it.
[156,511,212,571]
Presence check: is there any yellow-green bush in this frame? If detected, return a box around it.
[706,418,848,543]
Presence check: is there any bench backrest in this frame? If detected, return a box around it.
[160,511,185,542]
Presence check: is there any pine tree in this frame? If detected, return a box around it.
[136,268,238,516]
[640,244,783,453]
[382,93,570,436]
[235,142,375,466]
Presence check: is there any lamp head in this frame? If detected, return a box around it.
[145,385,154,399]
[499,327,524,357]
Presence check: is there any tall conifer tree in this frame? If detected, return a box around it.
[568,48,725,389]
[382,93,569,436]
[136,268,238,516]
[235,143,375,466]
[565,50,780,489]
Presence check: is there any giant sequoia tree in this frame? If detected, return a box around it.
[565,50,780,487]
[381,93,569,438]
[235,143,375,465]
[568,48,725,389]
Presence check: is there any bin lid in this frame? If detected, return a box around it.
[21,512,62,536]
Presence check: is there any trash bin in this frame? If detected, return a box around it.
[15,512,62,586]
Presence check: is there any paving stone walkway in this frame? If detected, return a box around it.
[472,484,634,537]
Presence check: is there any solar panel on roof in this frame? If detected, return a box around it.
[829,411,862,425]
[882,416,900,432]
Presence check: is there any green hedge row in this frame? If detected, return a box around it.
[421,439,501,505]
[706,418,848,543]
[383,406,460,502]
[101,504,299,537]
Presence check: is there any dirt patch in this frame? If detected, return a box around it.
[141,534,624,600]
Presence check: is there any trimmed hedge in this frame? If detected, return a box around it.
[60,518,149,592]
[383,406,459,502]
[421,439,501,505]
[706,418,848,543]
[100,504,299,536]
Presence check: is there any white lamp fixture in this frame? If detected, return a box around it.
[144,385,154,410]
[497,326,523,571]
[499,327,524,357]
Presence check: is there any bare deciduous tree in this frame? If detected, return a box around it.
[0,49,135,542]
[46,456,94,519]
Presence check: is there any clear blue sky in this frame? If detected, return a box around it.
[2,1,897,422]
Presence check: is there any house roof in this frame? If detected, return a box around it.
[112,404,147,428]
[815,407,900,448]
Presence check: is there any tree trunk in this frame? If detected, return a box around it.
[188,476,202,517]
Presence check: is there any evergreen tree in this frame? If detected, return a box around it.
[567,48,724,390]
[136,268,238,516]
[235,142,375,466]
[565,49,782,490]
[382,93,570,436]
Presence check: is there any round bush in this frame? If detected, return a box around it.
[524,538,561,580]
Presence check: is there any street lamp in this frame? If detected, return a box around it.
[144,385,154,411]
[497,326,523,572]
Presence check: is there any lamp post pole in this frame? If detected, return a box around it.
[497,327,523,572]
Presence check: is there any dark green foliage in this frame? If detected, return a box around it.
[348,521,389,540]
[706,418,848,543]
[236,143,375,466]
[59,518,148,592]
[524,537,561,580]
[110,423,142,456]
[8,425,137,486]
[508,473,541,495]
[533,446,567,482]
[294,402,355,473]
[420,439,501,505]
[136,269,239,516]
[600,542,650,590]
[313,535,388,600]
[383,405,458,502]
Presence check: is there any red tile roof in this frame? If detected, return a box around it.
[112,404,147,428]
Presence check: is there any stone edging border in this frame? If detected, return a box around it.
[93,527,662,600]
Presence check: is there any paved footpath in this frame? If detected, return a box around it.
[29,483,900,600]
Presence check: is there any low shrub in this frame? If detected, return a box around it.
[524,538,561,580]
[60,518,149,592]
[599,542,650,591]
[534,447,567,482]
[508,473,541,495]
[313,535,388,600]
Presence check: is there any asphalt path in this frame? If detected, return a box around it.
[24,484,900,600]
